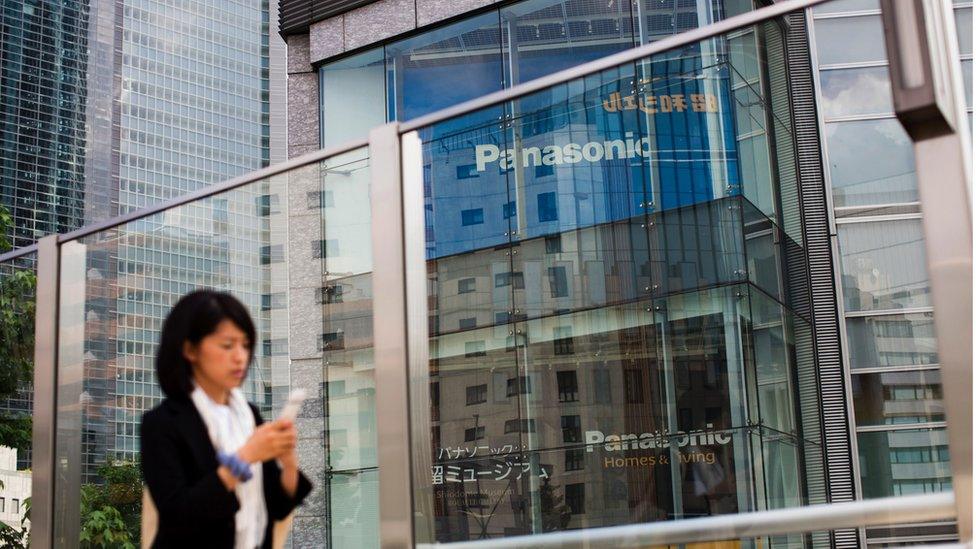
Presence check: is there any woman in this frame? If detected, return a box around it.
[141,289,312,548]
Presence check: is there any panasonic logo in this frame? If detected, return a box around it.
[474,133,653,172]
[585,424,733,452]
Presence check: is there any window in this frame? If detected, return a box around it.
[256,194,279,216]
[535,164,554,178]
[459,317,477,330]
[465,340,487,357]
[565,449,584,471]
[457,164,479,179]
[594,369,611,403]
[261,292,286,311]
[317,284,345,304]
[846,313,937,369]
[461,208,485,226]
[466,384,487,405]
[495,271,524,289]
[314,239,340,259]
[624,369,644,403]
[260,244,284,265]
[538,192,558,222]
[565,483,585,514]
[319,47,386,149]
[262,338,287,357]
[548,266,569,298]
[458,277,476,294]
[307,190,335,209]
[11,499,18,513]
[504,418,536,433]
[839,219,930,312]
[819,66,893,119]
[554,326,574,356]
[503,201,517,219]
[464,426,486,441]
[0,497,5,513]
[825,119,916,207]
[506,376,532,396]
[545,235,562,254]
[813,16,887,65]
[561,415,582,443]
[321,331,345,350]
[557,371,579,402]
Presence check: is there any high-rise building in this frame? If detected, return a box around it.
[278,0,971,547]
[0,0,286,481]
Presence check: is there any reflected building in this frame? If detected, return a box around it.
[282,0,968,547]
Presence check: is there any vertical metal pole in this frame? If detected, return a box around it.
[881,1,973,541]
[370,123,415,549]
[31,234,59,547]
[402,130,435,544]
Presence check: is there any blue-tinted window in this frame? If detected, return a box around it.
[537,192,558,222]
[457,164,479,179]
[503,201,517,219]
[461,208,484,226]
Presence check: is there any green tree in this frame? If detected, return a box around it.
[80,461,142,548]
[0,205,35,454]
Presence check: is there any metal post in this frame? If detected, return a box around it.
[881,0,973,541]
[370,122,415,548]
[31,234,59,547]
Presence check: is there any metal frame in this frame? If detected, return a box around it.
[416,493,957,549]
[369,123,416,549]
[29,235,59,548]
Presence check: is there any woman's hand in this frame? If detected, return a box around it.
[237,420,296,464]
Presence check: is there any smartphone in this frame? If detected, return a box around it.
[278,388,307,422]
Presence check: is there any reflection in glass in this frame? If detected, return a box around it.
[819,66,893,118]
[320,49,386,149]
[858,429,952,498]
[813,16,888,65]
[811,0,879,14]
[825,119,917,208]
[846,313,938,369]
[838,219,930,312]
[852,370,944,426]
[962,59,972,109]
[955,7,972,56]
[386,12,503,122]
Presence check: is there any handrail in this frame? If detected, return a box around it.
[0,242,38,264]
[418,493,957,548]
[0,0,837,262]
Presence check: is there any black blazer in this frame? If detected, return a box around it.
[140,397,313,548]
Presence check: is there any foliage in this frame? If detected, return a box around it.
[80,461,142,548]
[0,496,31,548]
[0,205,35,453]
[539,479,571,532]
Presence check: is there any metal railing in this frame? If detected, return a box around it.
[418,493,958,548]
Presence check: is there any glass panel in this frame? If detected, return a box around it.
[955,7,973,56]
[501,0,635,87]
[858,428,952,498]
[811,0,880,14]
[819,66,893,118]
[386,12,503,122]
[328,470,379,548]
[0,250,35,542]
[962,59,973,109]
[852,370,945,426]
[320,49,386,149]
[825,119,917,208]
[51,151,375,548]
[838,219,930,312]
[846,313,938,370]
[814,16,887,66]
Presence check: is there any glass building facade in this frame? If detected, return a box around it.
[807,0,969,544]
[0,0,89,250]
[306,1,830,546]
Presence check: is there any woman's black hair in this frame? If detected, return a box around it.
[156,289,256,398]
